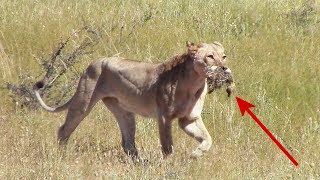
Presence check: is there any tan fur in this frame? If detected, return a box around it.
[34,42,227,158]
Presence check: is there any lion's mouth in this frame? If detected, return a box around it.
[206,66,230,78]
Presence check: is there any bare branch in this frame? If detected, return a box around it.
[6,26,101,109]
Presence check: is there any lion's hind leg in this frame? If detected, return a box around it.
[58,71,102,145]
[178,117,212,158]
[58,94,101,145]
[102,98,138,158]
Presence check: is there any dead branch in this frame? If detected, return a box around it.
[6,26,101,109]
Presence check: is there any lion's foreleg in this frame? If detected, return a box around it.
[178,117,212,158]
[178,83,212,158]
[157,115,173,158]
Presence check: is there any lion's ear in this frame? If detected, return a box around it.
[186,41,198,54]
[197,43,203,48]
[186,41,195,47]
[213,41,222,47]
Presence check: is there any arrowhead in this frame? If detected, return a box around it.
[235,97,255,116]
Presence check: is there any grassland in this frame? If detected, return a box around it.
[0,0,320,179]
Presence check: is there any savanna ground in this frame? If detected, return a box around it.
[0,0,320,179]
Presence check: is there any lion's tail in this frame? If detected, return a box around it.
[33,80,72,112]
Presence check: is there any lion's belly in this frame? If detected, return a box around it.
[117,96,157,118]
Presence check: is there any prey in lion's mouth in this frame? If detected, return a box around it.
[206,66,235,96]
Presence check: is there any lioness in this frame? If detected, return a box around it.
[34,41,229,158]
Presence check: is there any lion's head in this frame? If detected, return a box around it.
[186,41,227,77]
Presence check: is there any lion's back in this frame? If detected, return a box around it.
[92,57,160,117]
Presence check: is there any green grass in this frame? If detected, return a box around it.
[1,0,320,179]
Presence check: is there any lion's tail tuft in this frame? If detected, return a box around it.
[33,80,72,112]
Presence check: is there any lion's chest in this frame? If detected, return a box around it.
[173,97,197,118]
[168,84,206,119]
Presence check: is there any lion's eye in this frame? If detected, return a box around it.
[207,55,214,59]
[222,55,227,59]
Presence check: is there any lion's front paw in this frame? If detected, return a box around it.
[132,156,149,165]
[191,148,203,158]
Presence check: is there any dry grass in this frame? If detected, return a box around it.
[0,0,320,179]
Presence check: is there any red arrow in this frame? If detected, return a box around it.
[235,97,299,166]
